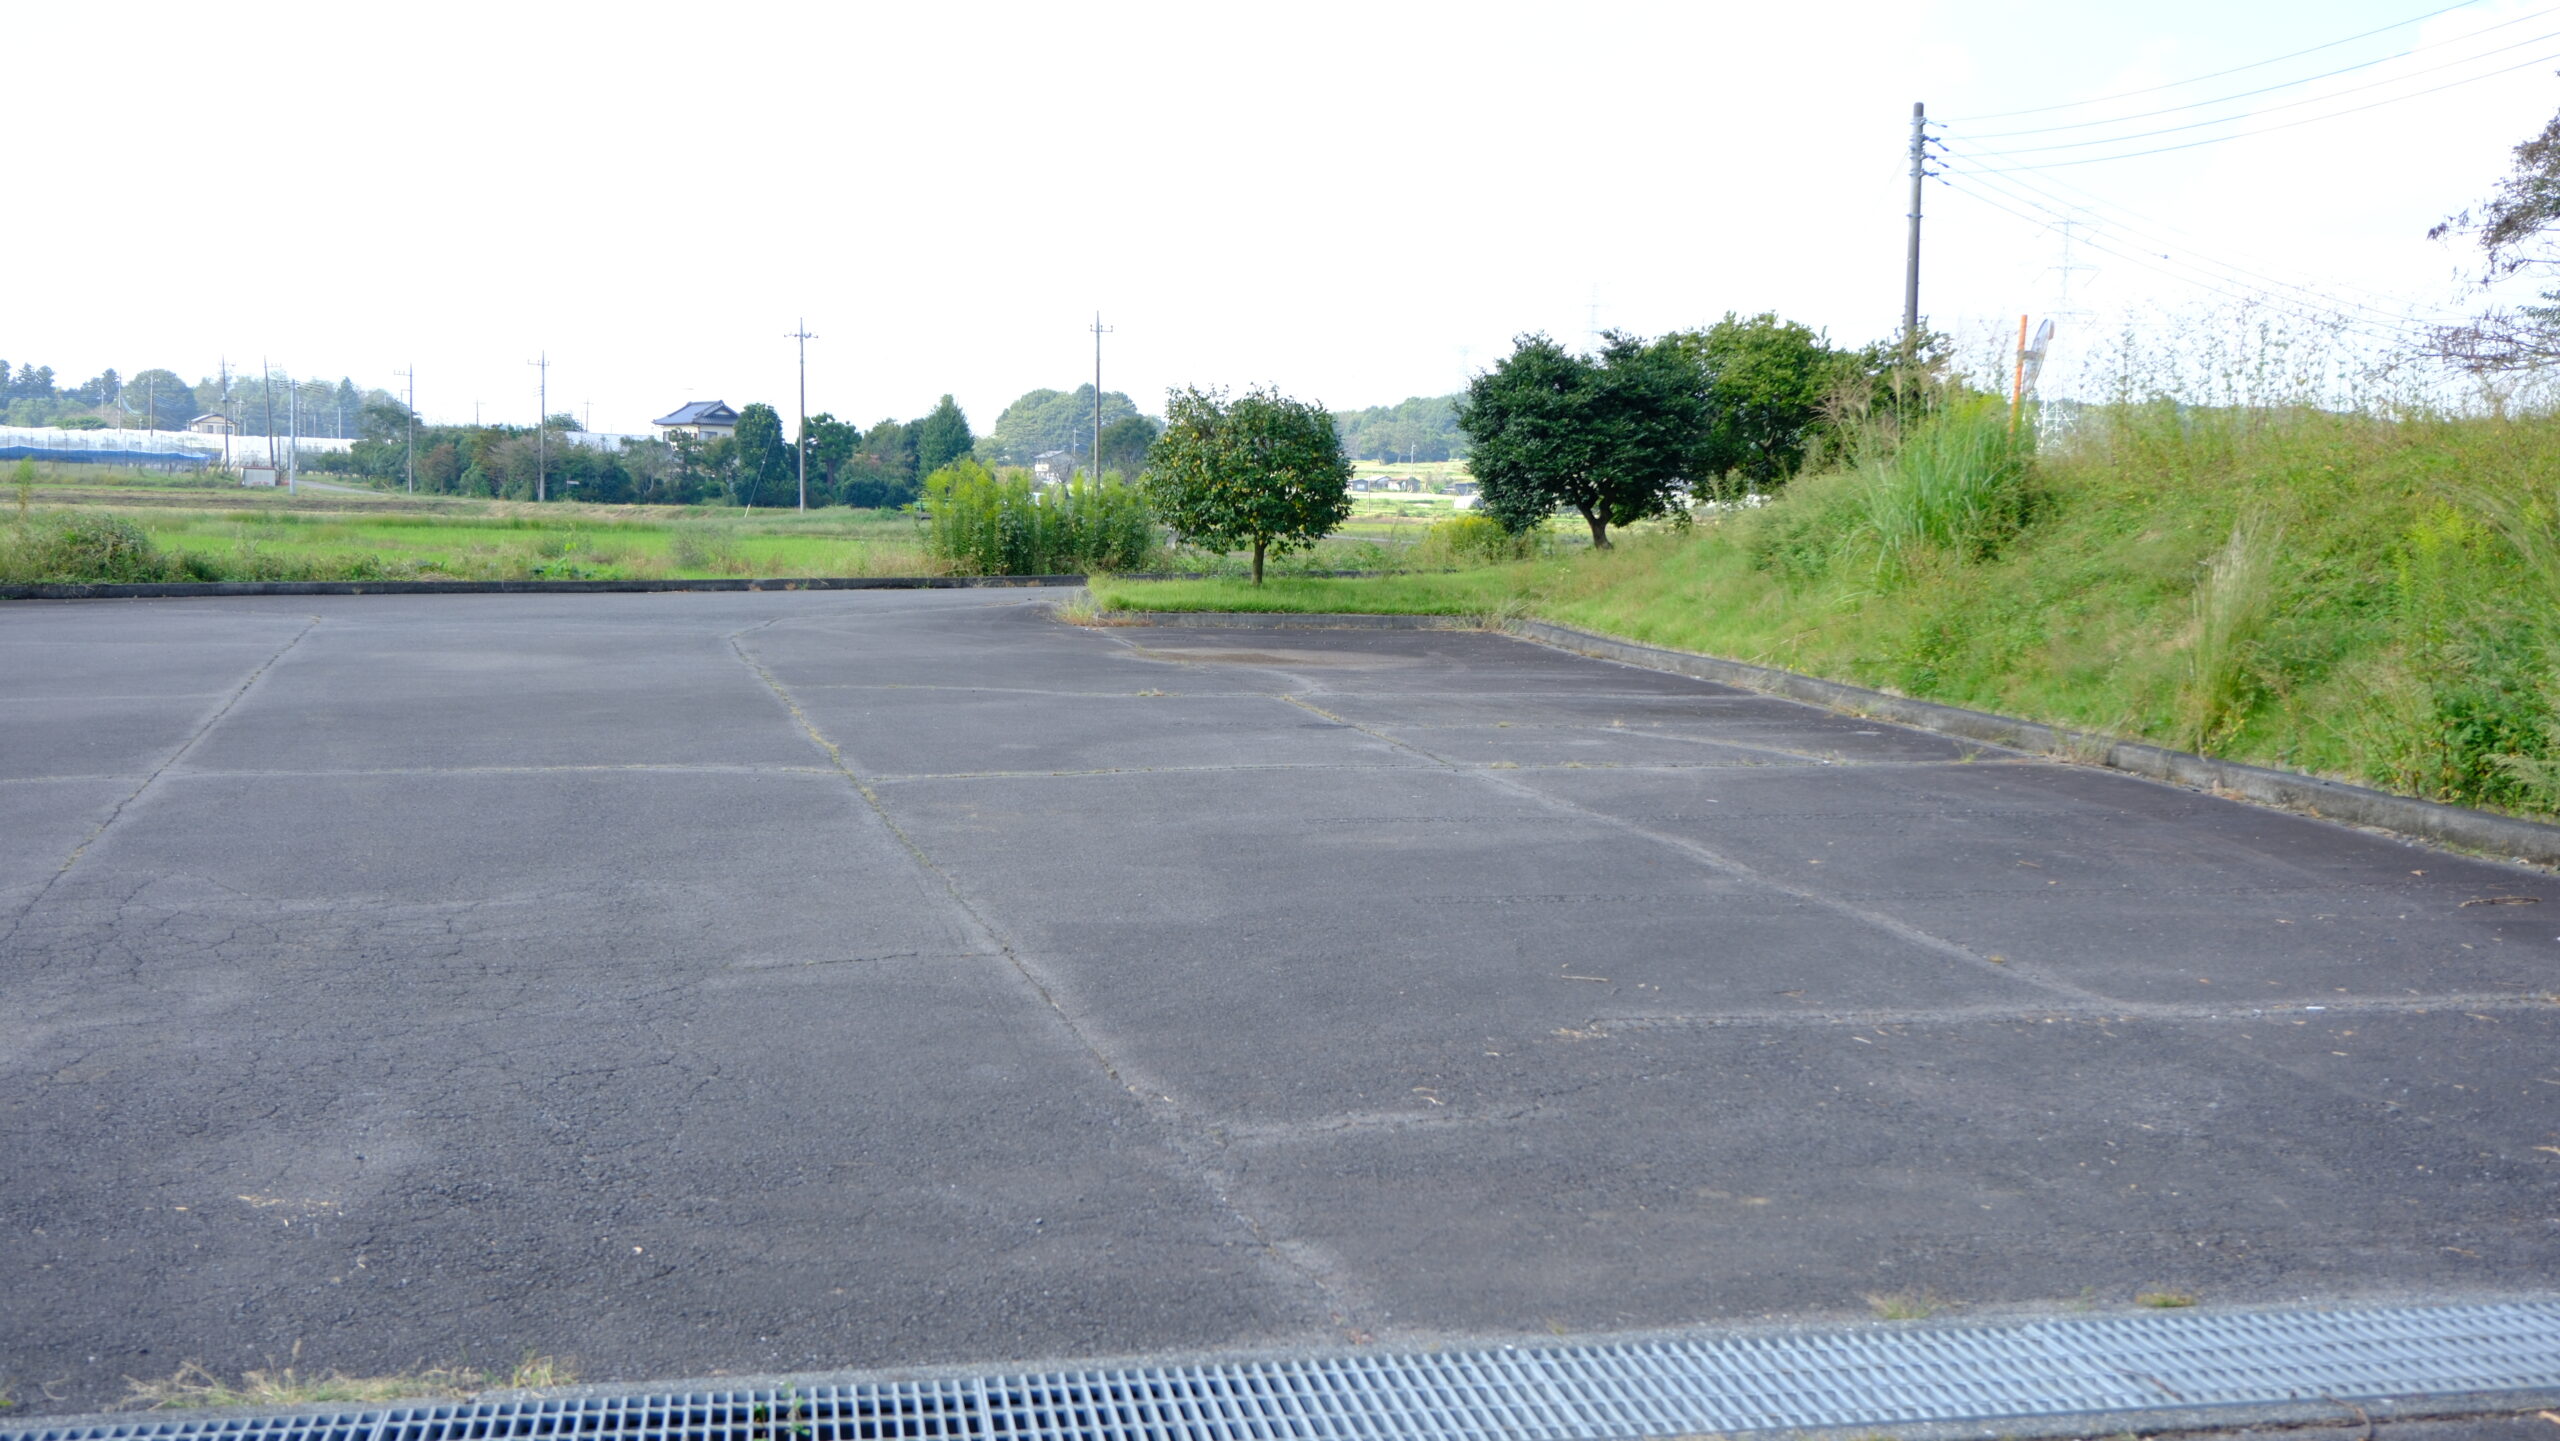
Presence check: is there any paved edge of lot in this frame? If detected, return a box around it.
[1095,607,2560,868]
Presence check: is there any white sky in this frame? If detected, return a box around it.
[12,0,2558,430]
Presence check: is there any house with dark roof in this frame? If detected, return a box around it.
[652,401,739,441]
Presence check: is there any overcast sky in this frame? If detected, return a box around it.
[12,0,2556,431]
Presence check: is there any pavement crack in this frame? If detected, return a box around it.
[1277,692,2129,1012]
[0,613,319,952]
[724,624,1380,1336]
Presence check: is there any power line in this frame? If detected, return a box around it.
[1958,24,2560,156]
[1950,174,2438,340]
[1938,174,2437,346]
[1944,0,2485,121]
[1941,155,2454,326]
[1963,3,2558,139]
[1955,48,2560,171]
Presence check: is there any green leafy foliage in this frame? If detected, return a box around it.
[2,514,218,583]
[1144,386,1352,584]
[911,396,975,477]
[920,459,1158,576]
[1413,512,1549,568]
[732,403,793,506]
[1334,394,1467,461]
[1457,332,1705,548]
[122,369,198,429]
[1667,312,1847,489]
[980,386,1141,465]
[1099,414,1161,475]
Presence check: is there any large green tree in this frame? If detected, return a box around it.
[124,369,194,428]
[912,395,975,476]
[982,385,1140,464]
[1145,386,1352,585]
[1099,413,1161,475]
[1668,312,1843,490]
[1457,332,1706,548]
[732,402,793,506]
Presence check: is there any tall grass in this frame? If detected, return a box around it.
[2179,517,2282,749]
[1851,397,2037,580]
[919,460,1158,576]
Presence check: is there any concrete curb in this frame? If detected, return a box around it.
[1095,608,1483,630]
[1114,608,2560,867]
[0,575,1089,601]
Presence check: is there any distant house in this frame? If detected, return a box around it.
[1031,449,1073,488]
[652,401,739,441]
[186,413,235,435]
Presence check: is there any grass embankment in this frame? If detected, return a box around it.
[1098,403,2560,820]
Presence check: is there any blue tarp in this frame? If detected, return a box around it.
[0,446,212,469]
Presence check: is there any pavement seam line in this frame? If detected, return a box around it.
[1275,692,2148,1011]
[1279,689,2560,1158]
[721,624,1380,1336]
[0,613,320,949]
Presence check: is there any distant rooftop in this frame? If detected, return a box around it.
[652,400,737,427]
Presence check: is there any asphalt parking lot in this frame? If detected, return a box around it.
[3,591,2554,1416]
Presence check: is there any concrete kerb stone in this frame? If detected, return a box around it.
[1107,607,2560,869]
[0,575,1090,601]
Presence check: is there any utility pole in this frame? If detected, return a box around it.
[287,374,299,494]
[787,319,816,510]
[530,351,549,502]
[395,363,416,493]
[1903,100,1927,354]
[1089,311,1113,479]
[144,373,156,434]
[260,360,277,470]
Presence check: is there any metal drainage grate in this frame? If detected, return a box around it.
[11,1302,2559,1441]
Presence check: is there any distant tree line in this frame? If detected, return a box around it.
[0,358,386,436]
[1334,394,1467,462]
[314,394,983,507]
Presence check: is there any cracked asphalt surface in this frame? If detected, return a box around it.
[3,590,2556,1416]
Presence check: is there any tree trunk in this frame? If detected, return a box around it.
[1252,536,1267,586]
[1578,502,1610,549]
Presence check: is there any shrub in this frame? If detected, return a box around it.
[2,514,213,583]
[921,460,1158,576]
[1414,512,1547,568]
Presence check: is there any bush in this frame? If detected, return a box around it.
[2,514,215,583]
[921,460,1158,576]
[1414,512,1547,568]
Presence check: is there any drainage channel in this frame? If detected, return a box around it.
[13,1302,2559,1441]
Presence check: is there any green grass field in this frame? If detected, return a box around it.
[1,465,939,581]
